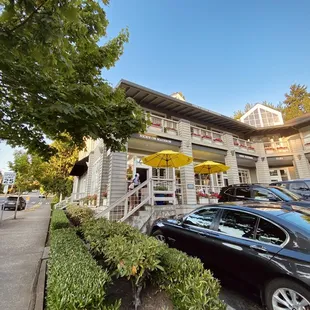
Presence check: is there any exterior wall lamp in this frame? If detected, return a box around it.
[261,157,265,162]
[230,150,235,156]
[297,154,302,160]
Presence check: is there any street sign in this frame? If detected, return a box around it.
[3,171,16,185]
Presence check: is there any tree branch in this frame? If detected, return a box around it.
[9,0,49,33]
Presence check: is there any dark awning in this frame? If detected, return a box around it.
[70,156,89,177]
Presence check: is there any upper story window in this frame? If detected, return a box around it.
[240,104,284,128]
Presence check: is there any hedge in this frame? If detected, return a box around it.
[154,246,226,310]
[47,228,120,310]
[66,204,94,226]
[82,218,226,310]
[50,209,69,231]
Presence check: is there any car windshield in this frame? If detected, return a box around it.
[305,181,310,188]
[7,197,18,201]
[268,187,301,202]
[281,212,310,234]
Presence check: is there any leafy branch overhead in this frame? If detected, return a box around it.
[0,0,148,157]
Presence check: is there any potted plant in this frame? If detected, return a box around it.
[102,191,107,206]
[239,144,247,149]
[248,146,255,152]
[305,142,310,149]
[202,135,212,144]
[196,191,209,204]
[234,141,240,147]
[277,146,289,152]
[154,185,168,205]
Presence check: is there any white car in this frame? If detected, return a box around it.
[39,194,46,198]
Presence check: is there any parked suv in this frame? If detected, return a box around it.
[218,184,307,204]
[270,179,310,200]
[1,196,26,211]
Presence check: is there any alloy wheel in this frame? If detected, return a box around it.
[272,288,310,310]
[154,234,165,243]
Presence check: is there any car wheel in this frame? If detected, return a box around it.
[265,278,310,310]
[152,230,166,243]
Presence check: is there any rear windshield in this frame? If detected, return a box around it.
[7,197,18,201]
[281,212,310,234]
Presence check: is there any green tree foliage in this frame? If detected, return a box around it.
[282,84,310,121]
[233,102,283,120]
[39,136,78,197]
[8,150,42,192]
[8,136,78,196]
[0,0,148,158]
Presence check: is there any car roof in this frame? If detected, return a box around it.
[272,179,310,184]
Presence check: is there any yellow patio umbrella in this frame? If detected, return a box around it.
[142,150,193,168]
[194,161,230,175]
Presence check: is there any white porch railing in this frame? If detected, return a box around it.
[264,141,290,154]
[71,192,87,201]
[190,126,225,146]
[96,178,176,222]
[148,115,179,136]
[233,138,256,153]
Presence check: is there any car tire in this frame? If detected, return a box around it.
[264,278,310,310]
[152,230,166,243]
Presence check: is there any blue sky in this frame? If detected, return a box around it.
[1,0,310,171]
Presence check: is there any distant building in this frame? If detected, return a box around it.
[240,104,284,128]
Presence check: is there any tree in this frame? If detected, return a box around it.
[233,102,283,120]
[0,0,148,158]
[8,151,42,192]
[8,135,78,196]
[39,136,78,197]
[282,84,310,121]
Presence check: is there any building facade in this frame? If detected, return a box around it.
[70,80,310,206]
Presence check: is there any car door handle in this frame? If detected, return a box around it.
[250,245,268,253]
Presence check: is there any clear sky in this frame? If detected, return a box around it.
[1,0,310,171]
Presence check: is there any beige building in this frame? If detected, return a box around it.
[70,80,310,219]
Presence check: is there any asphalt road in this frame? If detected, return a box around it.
[0,195,50,221]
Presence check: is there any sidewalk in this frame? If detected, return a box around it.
[0,204,50,310]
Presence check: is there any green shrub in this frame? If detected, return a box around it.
[50,209,69,231]
[66,204,94,226]
[47,228,120,310]
[50,196,59,210]
[82,218,141,254]
[154,246,226,310]
[103,235,165,310]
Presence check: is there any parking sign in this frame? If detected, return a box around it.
[3,171,16,185]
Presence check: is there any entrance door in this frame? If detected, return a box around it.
[136,168,149,203]
[269,168,290,182]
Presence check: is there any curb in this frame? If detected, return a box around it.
[29,247,50,310]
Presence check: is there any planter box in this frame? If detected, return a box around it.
[199,198,209,204]
[102,198,107,206]
[248,149,255,153]
[202,138,212,144]
[149,125,162,132]
[166,129,177,135]
[214,141,223,146]
[192,135,201,141]
[265,149,274,154]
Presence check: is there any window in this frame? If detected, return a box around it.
[256,219,286,245]
[252,187,278,201]
[224,188,235,200]
[218,210,257,239]
[235,187,251,199]
[290,182,309,191]
[238,168,251,184]
[184,208,218,229]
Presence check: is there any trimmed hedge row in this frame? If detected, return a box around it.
[66,204,94,226]
[49,209,69,231]
[47,210,120,310]
[82,218,226,310]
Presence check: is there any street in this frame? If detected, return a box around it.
[0,194,49,221]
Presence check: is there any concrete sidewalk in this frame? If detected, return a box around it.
[0,204,50,310]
